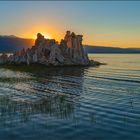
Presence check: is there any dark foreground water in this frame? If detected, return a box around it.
[0,54,140,140]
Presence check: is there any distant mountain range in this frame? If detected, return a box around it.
[0,35,34,52]
[0,35,140,53]
[84,45,140,54]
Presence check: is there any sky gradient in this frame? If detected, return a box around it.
[0,1,140,48]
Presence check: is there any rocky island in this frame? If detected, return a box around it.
[0,31,101,66]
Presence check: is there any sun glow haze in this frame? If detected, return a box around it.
[34,33,52,39]
[19,23,63,42]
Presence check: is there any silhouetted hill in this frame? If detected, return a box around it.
[0,36,34,52]
[84,45,140,53]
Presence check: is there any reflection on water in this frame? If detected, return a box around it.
[0,95,74,126]
[0,54,140,140]
[0,67,86,117]
[0,67,87,139]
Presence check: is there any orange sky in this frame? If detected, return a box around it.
[5,22,140,48]
[13,22,140,48]
[21,29,140,48]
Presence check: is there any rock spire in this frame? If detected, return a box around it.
[0,31,96,66]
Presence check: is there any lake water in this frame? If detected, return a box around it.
[0,54,140,140]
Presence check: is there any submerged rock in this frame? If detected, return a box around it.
[0,31,100,66]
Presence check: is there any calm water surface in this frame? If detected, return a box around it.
[0,54,140,140]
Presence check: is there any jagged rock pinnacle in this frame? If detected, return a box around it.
[0,31,98,66]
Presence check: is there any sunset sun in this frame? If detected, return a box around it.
[41,33,51,39]
[34,33,51,39]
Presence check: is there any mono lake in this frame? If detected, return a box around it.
[0,54,140,140]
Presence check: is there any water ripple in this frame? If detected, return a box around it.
[0,54,140,139]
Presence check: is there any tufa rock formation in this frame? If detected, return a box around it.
[0,31,100,66]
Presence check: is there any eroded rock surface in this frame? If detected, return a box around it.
[0,31,99,66]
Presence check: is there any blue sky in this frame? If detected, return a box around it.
[0,1,140,48]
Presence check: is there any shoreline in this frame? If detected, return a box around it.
[0,61,106,73]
